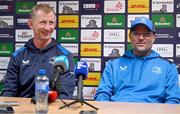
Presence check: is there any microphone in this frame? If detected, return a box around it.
[49,55,69,90]
[74,61,88,101]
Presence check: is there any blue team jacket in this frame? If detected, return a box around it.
[1,38,75,99]
[95,50,180,104]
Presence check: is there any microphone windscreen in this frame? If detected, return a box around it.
[75,61,88,79]
[49,55,69,72]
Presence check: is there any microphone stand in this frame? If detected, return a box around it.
[52,66,69,107]
[59,75,98,110]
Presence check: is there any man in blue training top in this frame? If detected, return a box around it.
[1,3,75,99]
[95,17,180,104]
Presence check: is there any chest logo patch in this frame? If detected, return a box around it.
[152,67,162,74]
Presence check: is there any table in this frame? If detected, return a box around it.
[0,97,180,114]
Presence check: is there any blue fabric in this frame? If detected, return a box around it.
[95,50,180,104]
[1,38,75,99]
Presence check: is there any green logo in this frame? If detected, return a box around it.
[152,14,174,28]
[73,57,78,64]
[104,15,125,28]
[127,43,132,51]
[0,43,14,56]
[16,2,35,14]
[58,29,78,42]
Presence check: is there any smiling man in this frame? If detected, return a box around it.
[95,17,180,104]
[1,4,75,99]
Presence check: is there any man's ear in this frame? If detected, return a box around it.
[27,19,33,29]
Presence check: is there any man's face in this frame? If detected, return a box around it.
[129,25,156,56]
[28,10,56,41]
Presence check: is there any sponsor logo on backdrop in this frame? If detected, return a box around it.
[128,0,149,13]
[152,44,173,57]
[59,1,79,14]
[0,16,13,28]
[0,31,14,38]
[58,29,78,42]
[17,18,28,26]
[81,44,101,57]
[155,29,174,38]
[104,29,125,42]
[0,43,13,56]
[152,0,174,13]
[104,44,125,57]
[81,15,102,28]
[80,58,101,71]
[104,15,125,28]
[0,70,6,80]
[104,0,125,13]
[152,14,174,28]
[81,29,101,42]
[0,57,10,69]
[15,43,25,51]
[15,29,33,42]
[179,31,180,38]
[0,3,13,13]
[175,1,180,13]
[16,2,35,14]
[84,72,101,86]
[37,1,57,13]
[61,43,78,56]
[58,15,79,28]
[81,1,101,14]
[127,15,149,28]
[176,44,180,58]
[73,87,97,100]
[177,14,180,27]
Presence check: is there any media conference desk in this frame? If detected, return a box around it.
[0,97,180,114]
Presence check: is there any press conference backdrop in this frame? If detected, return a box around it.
[0,0,180,100]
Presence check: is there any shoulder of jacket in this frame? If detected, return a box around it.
[157,57,174,65]
[12,47,27,57]
[57,44,70,55]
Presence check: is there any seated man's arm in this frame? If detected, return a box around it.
[165,63,180,104]
[58,53,75,99]
[1,55,19,97]
[94,61,113,101]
